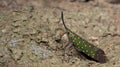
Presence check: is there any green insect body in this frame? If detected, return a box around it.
[61,12,108,63]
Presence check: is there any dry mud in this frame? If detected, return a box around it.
[0,0,120,67]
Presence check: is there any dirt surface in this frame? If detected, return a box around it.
[0,0,120,67]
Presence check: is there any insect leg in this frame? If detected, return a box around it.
[62,42,73,62]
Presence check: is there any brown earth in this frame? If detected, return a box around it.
[0,0,120,67]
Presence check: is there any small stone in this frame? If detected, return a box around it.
[1,29,6,33]
[90,36,98,40]
[29,45,53,59]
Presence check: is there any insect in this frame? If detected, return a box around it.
[61,12,108,63]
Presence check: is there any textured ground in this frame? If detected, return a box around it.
[0,0,120,67]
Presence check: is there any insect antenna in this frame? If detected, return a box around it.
[61,11,68,30]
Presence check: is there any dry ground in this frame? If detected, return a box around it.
[0,0,120,67]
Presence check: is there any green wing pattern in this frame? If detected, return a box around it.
[68,31,96,58]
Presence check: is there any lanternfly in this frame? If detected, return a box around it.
[61,11,108,63]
